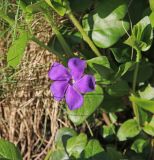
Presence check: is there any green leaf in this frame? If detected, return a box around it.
[26,1,48,14]
[69,0,93,12]
[124,16,153,51]
[0,139,22,160]
[102,124,115,138]
[96,0,128,19]
[22,0,39,5]
[48,31,82,55]
[127,0,147,24]
[149,116,154,126]
[87,56,110,69]
[114,61,135,79]
[143,125,154,136]
[110,45,131,63]
[24,1,49,23]
[49,149,69,160]
[87,56,113,84]
[7,31,29,68]
[66,133,87,158]
[67,85,104,125]
[130,95,154,113]
[149,0,154,11]
[131,139,148,153]
[150,12,154,28]
[123,61,153,83]
[55,127,77,149]
[48,35,70,62]
[139,84,154,100]
[49,128,77,160]
[105,147,123,160]
[139,108,150,126]
[117,119,141,141]
[106,80,129,97]
[143,116,154,137]
[125,151,145,160]
[82,139,104,159]
[44,0,68,16]
[102,94,125,112]
[109,113,117,124]
[83,0,130,48]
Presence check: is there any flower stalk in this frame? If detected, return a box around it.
[132,50,141,91]
[67,11,102,57]
[132,49,142,125]
[44,11,72,57]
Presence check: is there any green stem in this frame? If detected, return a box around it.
[132,101,140,123]
[12,0,20,41]
[85,120,94,137]
[132,50,141,125]
[68,11,102,57]
[132,62,140,92]
[44,149,52,160]
[45,12,72,56]
[132,50,141,91]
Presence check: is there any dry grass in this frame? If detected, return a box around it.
[0,14,70,160]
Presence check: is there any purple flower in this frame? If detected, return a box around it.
[48,58,95,110]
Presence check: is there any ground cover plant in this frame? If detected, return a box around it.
[0,0,154,159]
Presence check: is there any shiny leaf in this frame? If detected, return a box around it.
[131,139,148,153]
[117,119,141,141]
[66,133,87,158]
[81,139,104,159]
[83,0,130,48]
[124,16,153,51]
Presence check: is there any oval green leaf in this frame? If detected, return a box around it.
[117,119,141,141]
[143,124,154,136]
[131,139,148,153]
[67,85,104,125]
[7,31,29,68]
[66,133,87,158]
[81,139,104,159]
[49,149,69,160]
[0,139,22,160]
[82,0,130,48]
[55,127,77,149]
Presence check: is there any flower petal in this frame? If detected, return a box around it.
[65,85,83,110]
[48,62,71,81]
[68,58,86,80]
[50,81,68,101]
[74,75,95,94]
